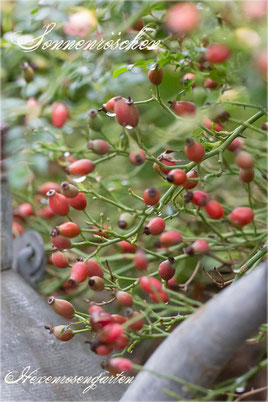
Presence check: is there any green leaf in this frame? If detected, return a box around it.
[112,66,128,78]
[31,8,39,15]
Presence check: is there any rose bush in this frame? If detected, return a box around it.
[1,0,267,399]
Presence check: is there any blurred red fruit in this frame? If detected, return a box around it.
[205,44,230,63]
[229,207,254,226]
[52,103,68,128]
[166,2,200,33]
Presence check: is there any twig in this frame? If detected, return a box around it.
[106,259,115,282]
[233,386,268,402]
[179,261,200,293]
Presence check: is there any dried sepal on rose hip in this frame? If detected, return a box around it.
[90,311,113,332]
[154,151,177,175]
[48,296,75,319]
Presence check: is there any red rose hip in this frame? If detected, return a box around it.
[205,200,224,220]
[47,190,69,216]
[170,101,196,117]
[144,217,166,235]
[51,251,69,268]
[114,96,139,128]
[143,188,161,206]
[160,231,182,247]
[67,193,87,210]
[182,169,198,189]
[148,67,164,85]
[86,260,103,277]
[158,259,175,281]
[133,250,148,270]
[69,262,88,285]
[48,296,74,319]
[229,207,254,226]
[205,43,230,63]
[184,139,205,162]
[54,222,81,238]
[116,291,133,307]
[167,169,186,185]
[52,103,68,128]
[66,159,95,176]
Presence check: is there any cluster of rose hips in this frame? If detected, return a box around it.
[11,1,267,377]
